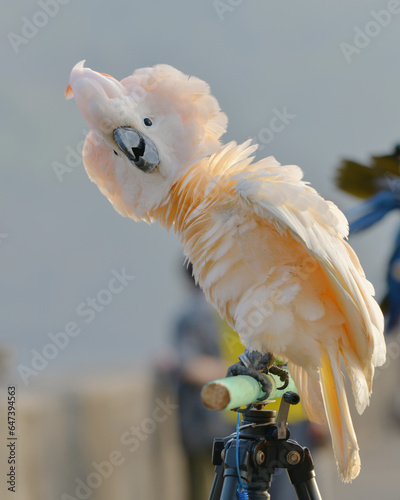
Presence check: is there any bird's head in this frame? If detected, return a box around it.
[66,61,227,221]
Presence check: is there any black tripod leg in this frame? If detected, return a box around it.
[291,477,322,500]
[208,464,224,500]
[287,448,323,500]
[219,475,241,500]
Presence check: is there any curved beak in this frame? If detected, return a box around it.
[113,127,160,173]
[67,61,126,131]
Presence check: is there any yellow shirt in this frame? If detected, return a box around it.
[218,319,306,424]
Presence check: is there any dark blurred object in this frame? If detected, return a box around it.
[337,144,400,199]
[336,143,400,332]
[381,230,400,331]
[0,342,16,384]
[173,262,234,500]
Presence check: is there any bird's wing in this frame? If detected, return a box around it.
[227,152,385,407]
[208,144,386,481]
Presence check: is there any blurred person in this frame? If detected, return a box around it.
[173,262,234,500]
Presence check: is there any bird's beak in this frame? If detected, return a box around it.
[113,127,160,173]
[67,60,126,131]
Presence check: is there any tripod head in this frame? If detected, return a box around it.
[204,374,323,500]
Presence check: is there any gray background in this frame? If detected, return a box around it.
[2,0,400,380]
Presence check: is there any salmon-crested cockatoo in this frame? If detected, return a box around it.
[66,61,386,482]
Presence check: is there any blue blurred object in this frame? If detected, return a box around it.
[385,229,400,331]
[346,190,400,234]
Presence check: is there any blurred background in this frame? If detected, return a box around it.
[1,0,400,498]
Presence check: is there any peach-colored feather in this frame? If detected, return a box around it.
[67,62,386,482]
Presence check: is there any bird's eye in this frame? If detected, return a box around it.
[113,149,119,156]
[143,117,153,127]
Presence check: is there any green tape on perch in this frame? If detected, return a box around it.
[201,369,297,411]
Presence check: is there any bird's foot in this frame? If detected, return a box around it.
[226,349,276,398]
[269,365,290,390]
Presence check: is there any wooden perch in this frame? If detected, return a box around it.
[201,369,297,411]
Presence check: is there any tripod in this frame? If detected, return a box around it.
[208,392,323,500]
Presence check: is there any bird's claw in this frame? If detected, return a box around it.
[269,365,290,390]
[226,349,276,399]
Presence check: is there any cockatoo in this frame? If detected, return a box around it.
[66,61,386,482]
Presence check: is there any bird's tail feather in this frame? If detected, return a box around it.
[319,348,360,482]
[287,362,326,424]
